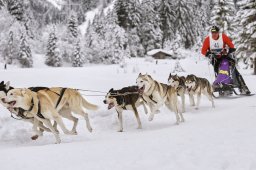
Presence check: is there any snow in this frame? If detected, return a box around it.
[79,0,116,35]
[46,0,64,10]
[147,49,174,56]
[0,55,256,170]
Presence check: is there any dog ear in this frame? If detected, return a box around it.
[0,81,4,85]
[21,89,26,96]
[5,81,10,90]
[169,73,172,77]
[109,88,114,92]
[193,76,196,81]
[138,73,142,76]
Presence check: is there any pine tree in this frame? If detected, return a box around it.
[114,0,141,30]
[235,0,256,66]
[19,34,33,68]
[45,31,62,67]
[210,0,236,36]
[174,0,198,49]
[0,0,4,9]
[128,28,144,57]
[68,13,78,39]
[138,1,162,53]
[158,0,176,47]
[7,0,25,21]
[84,10,130,64]
[72,41,83,67]
[6,31,14,64]
[172,60,185,73]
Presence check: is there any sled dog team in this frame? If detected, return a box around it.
[0,73,214,144]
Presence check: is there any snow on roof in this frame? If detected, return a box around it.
[147,49,174,56]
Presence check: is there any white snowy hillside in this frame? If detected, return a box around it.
[0,55,255,170]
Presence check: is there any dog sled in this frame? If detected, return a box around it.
[209,50,254,98]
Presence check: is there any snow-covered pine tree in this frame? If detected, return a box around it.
[72,41,83,67]
[158,0,176,47]
[114,0,141,30]
[0,0,3,9]
[235,0,256,67]
[18,34,33,68]
[7,0,25,21]
[68,13,78,39]
[210,0,236,36]
[84,10,129,64]
[138,1,162,53]
[127,28,144,57]
[45,31,62,67]
[172,60,185,73]
[6,31,14,64]
[174,0,198,49]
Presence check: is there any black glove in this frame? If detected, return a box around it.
[206,51,211,58]
[228,48,236,55]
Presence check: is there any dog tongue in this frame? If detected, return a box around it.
[138,86,145,94]
[108,103,114,110]
[9,101,16,106]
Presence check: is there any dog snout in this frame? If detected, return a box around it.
[103,100,107,104]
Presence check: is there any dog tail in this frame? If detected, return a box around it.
[82,98,99,111]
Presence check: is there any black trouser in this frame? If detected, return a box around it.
[211,55,247,90]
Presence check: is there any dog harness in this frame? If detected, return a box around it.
[55,88,67,108]
[28,97,45,119]
[29,87,67,109]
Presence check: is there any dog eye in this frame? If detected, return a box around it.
[140,81,143,83]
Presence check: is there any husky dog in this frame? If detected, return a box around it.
[5,87,98,143]
[136,73,184,124]
[104,86,148,132]
[185,74,215,109]
[0,81,55,140]
[168,74,186,113]
[0,81,13,107]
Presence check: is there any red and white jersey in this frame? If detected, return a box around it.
[209,33,223,50]
[201,33,234,56]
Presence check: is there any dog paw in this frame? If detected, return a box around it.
[117,129,123,132]
[195,107,199,110]
[137,126,142,129]
[31,135,39,140]
[155,110,160,114]
[71,130,78,135]
[176,121,180,125]
[55,141,61,144]
[88,128,93,133]
[55,138,61,144]
[148,116,154,121]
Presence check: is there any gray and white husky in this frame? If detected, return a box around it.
[185,74,215,109]
[168,74,186,113]
[136,73,184,124]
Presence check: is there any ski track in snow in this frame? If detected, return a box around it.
[0,56,255,170]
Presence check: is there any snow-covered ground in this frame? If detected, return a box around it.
[0,55,255,170]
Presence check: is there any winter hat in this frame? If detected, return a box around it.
[210,26,220,33]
